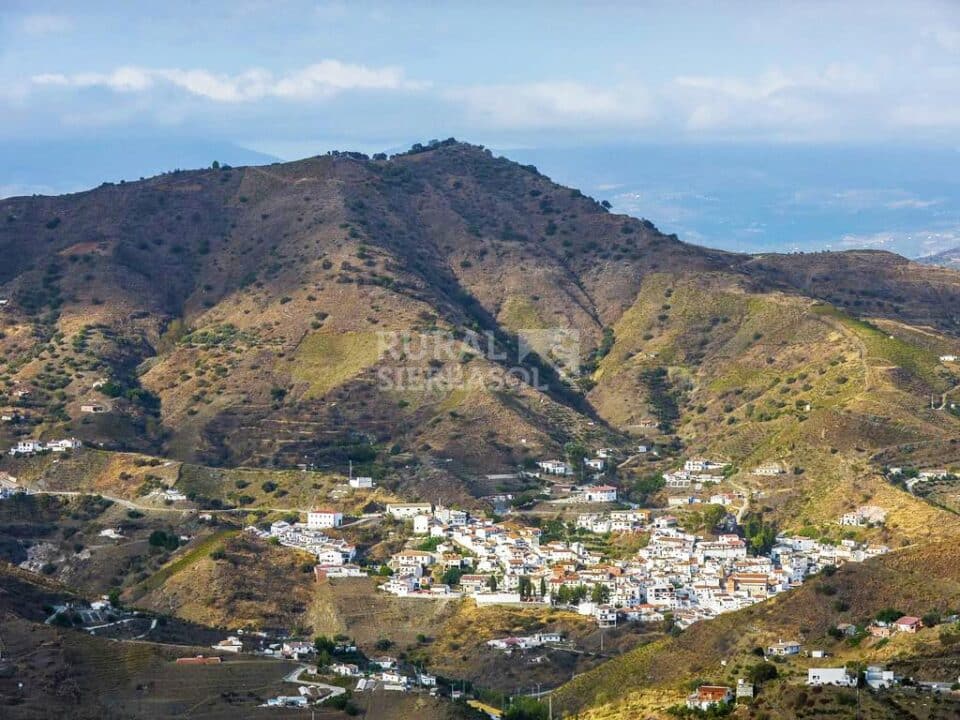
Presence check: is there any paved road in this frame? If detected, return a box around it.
[27,489,382,523]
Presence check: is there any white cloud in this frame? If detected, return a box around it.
[927,27,960,53]
[838,227,960,257]
[890,103,960,128]
[671,64,878,134]
[443,63,896,138]
[31,61,424,103]
[449,82,654,128]
[674,64,876,100]
[886,197,941,210]
[788,188,942,212]
[20,14,72,35]
[34,67,153,92]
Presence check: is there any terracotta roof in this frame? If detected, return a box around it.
[697,686,732,701]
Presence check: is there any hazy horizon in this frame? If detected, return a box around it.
[3,1,959,256]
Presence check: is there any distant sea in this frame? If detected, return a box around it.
[506,144,960,258]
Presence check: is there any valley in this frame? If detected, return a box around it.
[2,141,960,718]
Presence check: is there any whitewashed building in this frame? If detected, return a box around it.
[386,503,433,519]
[807,668,856,687]
[307,508,343,529]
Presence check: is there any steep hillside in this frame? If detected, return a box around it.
[553,540,960,718]
[4,141,960,720]
[1,140,959,488]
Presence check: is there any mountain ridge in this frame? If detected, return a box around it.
[918,245,960,269]
[1,140,958,483]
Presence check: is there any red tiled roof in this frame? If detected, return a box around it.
[697,686,731,701]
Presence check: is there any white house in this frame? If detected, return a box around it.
[80,403,107,414]
[807,668,856,687]
[753,463,784,476]
[331,663,360,677]
[213,636,243,653]
[412,514,431,535]
[840,505,887,527]
[316,564,365,579]
[595,605,617,627]
[349,476,374,489]
[865,666,896,690]
[584,485,617,503]
[418,672,437,687]
[282,641,315,659]
[47,438,82,452]
[767,640,801,656]
[537,460,573,476]
[687,686,733,711]
[307,508,343,529]
[386,503,433,519]
[316,547,354,566]
[684,459,728,473]
[585,458,606,472]
[381,670,407,685]
[940,355,958,363]
[9,439,43,456]
[434,506,468,526]
[664,472,691,488]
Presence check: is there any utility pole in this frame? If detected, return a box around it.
[549,693,553,720]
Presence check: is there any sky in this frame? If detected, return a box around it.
[2,1,960,254]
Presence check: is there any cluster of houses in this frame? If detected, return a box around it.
[246,519,358,571]
[7,437,82,456]
[577,485,618,503]
[377,501,888,629]
[533,456,620,504]
[536,448,618,478]
[663,458,729,489]
[530,454,739,505]
[575,509,649,534]
[485,632,564,652]
[666,492,740,509]
[866,615,924,638]
[806,665,898,689]
[892,467,959,492]
[890,466,955,478]
[839,505,887,527]
[687,662,901,712]
[334,656,437,693]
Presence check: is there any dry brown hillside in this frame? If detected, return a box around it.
[1,140,958,486]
